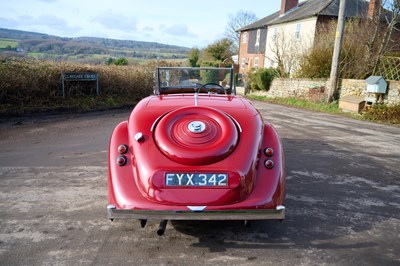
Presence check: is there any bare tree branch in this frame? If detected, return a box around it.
[267,29,304,76]
[225,10,258,53]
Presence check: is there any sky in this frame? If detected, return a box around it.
[0,0,281,48]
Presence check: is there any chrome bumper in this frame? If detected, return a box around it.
[107,204,285,220]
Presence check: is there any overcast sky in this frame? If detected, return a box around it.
[0,0,281,48]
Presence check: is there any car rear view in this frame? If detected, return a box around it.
[107,67,285,235]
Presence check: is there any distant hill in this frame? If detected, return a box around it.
[0,28,55,40]
[0,28,190,63]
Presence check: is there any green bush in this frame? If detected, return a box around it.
[249,68,279,91]
[199,60,220,67]
[234,73,239,85]
[105,57,128,66]
[188,48,200,67]
[297,45,333,78]
[200,69,219,84]
[199,60,220,84]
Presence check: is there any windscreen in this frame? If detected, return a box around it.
[157,67,234,95]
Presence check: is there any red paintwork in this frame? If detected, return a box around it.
[108,94,285,211]
[154,106,239,165]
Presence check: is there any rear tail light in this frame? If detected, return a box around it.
[264,159,274,169]
[116,155,127,166]
[118,144,128,154]
[264,148,274,157]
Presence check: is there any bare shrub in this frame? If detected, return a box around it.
[297,19,384,79]
[363,104,400,124]
[0,56,182,109]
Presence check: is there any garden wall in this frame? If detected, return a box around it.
[250,78,328,98]
[249,78,400,105]
[340,79,400,106]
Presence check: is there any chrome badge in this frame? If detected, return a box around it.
[188,121,206,133]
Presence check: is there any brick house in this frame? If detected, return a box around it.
[237,0,379,75]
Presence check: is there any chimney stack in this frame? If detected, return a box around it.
[368,0,381,18]
[280,0,299,15]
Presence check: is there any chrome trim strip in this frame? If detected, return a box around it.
[194,92,198,106]
[134,132,144,142]
[157,66,233,71]
[187,206,207,211]
[150,116,162,132]
[107,204,285,220]
[225,113,242,133]
[276,205,285,211]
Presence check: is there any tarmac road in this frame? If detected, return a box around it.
[0,101,399,265]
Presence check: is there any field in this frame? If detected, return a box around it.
[23,52,185,65]
[0,38,19,49]
[0,28,190,64]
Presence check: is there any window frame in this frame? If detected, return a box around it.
[295,23,301,40]
[272,27,278,41]
[241,58,246,69]
[254,57,259,69]
[255,29,261,47]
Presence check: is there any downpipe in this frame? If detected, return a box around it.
[157,220,168,236]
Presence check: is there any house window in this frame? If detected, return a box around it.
[255,29,261,47]
[272,28,278,41]
[295,23,301,40]
[241,58,246,69]
[269,60,274,67]
[254,57,259,69]
[242,32,247,43]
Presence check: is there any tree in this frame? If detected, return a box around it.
[267,29,303,77]
[114,58,128,65]
[105,57,128,66]
[225,10,258,53]
[298,19,379,79]
[297,0,400,80]
[188,48,200,67]
[204,38,234,62]
[372,0,400,72]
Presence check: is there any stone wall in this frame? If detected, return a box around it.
[340,79,400,105]
[250,78,329,99]
[249,78,400,105]
[387,82,400,105]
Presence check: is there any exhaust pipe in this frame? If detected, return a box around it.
[157,220,168,236]
[140,219,147,228]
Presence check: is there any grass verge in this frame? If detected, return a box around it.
[247,95,343,113]
[246,95,400,125]
[0,95,136,117]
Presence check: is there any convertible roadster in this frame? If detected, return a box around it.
[107,67,285,235]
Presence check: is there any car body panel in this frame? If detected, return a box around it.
[108,67,285,221]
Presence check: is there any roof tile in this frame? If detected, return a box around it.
[238,0,370,31]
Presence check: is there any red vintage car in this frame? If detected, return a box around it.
[107,67,285,235]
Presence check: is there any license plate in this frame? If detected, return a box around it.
[165,173,228,186]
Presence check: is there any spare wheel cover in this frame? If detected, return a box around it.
[154,106,239,165]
